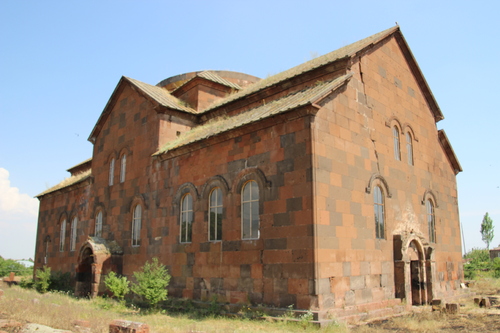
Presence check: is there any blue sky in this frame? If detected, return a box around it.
[1,1,499,259]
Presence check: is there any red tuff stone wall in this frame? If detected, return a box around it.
[311,36,463,311]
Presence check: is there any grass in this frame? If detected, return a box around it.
[0,286,348,333]
[3,277,500,332]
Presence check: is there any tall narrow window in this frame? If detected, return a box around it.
[109,158,115,186]
[59,219,66,252]
[374,186,385,239]
[393,126,401,161]
[209,188,222,241]
[44,236,50,265]
[95,211,103,237]
[406,132,413,166]
[70,217,78,251]
[120,155,127,183]
[132,205,142,247]
[426,200,436,243]
[242,180,259,240]
[180,194,193,243]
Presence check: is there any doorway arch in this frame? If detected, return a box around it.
[75,237,123,298]
[393,232,434,305]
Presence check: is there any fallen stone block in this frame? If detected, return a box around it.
[445,303,459,314]
[474,297,481,305]
[479,297,491,308]
[109,320,149,333]
[431,299,443,311]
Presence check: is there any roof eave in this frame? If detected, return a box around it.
[438,129,463,175]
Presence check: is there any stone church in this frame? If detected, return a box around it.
[34,26,464,320]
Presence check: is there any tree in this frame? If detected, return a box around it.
[131,257,171,309]
[481,212,494,249]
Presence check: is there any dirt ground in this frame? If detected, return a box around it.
[350,306,500,332]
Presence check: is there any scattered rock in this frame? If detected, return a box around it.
[445,303,460,314]
[21,323,72,333]
[431,299,443,311]
[480,297,491,308]
[109,320,149,333]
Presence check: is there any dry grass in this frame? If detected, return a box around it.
[0,286,348,333]
[4,279,500,333]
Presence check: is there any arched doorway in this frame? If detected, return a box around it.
[75,237,123,298]
[76,247,94,297]
[393,233,433,305]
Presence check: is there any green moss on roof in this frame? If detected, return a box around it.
[203,26,398,113]
[155,74,352,156]
[36,169,91,198]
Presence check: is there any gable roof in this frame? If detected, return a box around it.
[36,169,92,198]
[88,76,196,143]
[155,73,352,157]
[201,26,444,123]
[172,71,242,94]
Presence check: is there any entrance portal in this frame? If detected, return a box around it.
[393,233,434,305]
[76,247,93,297]
[75,237,123,298]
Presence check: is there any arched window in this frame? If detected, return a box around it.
[95,211,103,237]
[180,194,193,243]
[209,188,222,241]
[59,219,66,252]
[109,158,115,186]
[70,217,78,251]
[120,154,127,183]
[406,132,413,166]
[242,180,259,240]
[132,205,142,247]
[374,186,385,239]
[393,126,401,161]
[426,200,436,243]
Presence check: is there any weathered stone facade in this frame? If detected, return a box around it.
[34,26,463,319]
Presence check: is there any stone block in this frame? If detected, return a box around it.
[109,320,149,333]
[431,299,443,311]
[350,276,365,290]
[479,297,491,308]
[445,303,459,314]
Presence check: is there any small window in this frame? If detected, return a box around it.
[59,219,66,252]
[393,126,401,161]
[180,194,193,243]
[70,217,78,251]
[132,205,142,247]
[109,158,115,186]
[406,132,413,166]
[242,180,259,240]
[95,211,103,237]
[209,188,222,241]
[374,186,385,239]
[426,200,436,243]
[120,155,127,183]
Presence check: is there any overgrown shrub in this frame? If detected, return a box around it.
[19,276,35,289]
[492,258,500,278]
[131,257,171,309]
[35,266,51,293]
[49,270,72,292]
[464,248,491,279]
[104,271,130,302]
